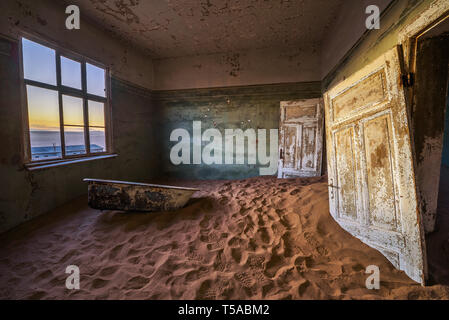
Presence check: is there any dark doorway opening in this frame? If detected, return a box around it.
[426,76,449,286]
[412,16,449,285]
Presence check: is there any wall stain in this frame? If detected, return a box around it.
[223,53,241,77]
[80,0,341,58]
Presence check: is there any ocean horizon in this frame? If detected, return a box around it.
[30,130,105,149]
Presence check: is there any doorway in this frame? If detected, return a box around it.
[411,16,449,285]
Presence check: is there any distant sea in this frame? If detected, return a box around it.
[30,130,105,148]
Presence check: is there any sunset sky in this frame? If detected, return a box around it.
[22,38,106,132]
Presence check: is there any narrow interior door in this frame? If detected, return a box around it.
[323,46,427,284]
[278,98,324,178]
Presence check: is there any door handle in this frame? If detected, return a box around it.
[328,179,339,199]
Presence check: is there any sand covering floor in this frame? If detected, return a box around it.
[0,176,448,299]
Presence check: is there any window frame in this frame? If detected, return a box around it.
[19,33,113,165]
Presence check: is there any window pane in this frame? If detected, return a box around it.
[89,128,106,153]
[88,100,105,127]
[61,56,82,89]
[63,95,84,126]
[22,38,56,85]
[64,126,86,156]
[86,63,106,97]
[26,85,61,160]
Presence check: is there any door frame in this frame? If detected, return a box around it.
[398,2,449,235]
[398,1,449,74]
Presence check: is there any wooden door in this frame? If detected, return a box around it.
[277,99,324,178]
[323,46,427,284]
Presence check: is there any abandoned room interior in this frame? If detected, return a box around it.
[1,0,449,300]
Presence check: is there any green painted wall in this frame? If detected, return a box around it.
[154,82,322,180]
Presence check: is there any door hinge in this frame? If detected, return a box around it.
[402,72,415,87]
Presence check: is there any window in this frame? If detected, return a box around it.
[21,37,111,163]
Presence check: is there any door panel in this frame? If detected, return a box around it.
[283,125,298,169]
[332,70,387,121]
[334,126,358,220]
[363,114,398,230]
[324,46,427,284]
[301,126,317,170]
[278,99,324,178]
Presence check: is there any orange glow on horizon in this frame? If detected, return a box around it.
[27,85,105,132]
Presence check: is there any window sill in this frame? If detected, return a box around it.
[25,154,118,171]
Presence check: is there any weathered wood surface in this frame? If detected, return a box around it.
[324,46,427,284]
[277,98,324,178]
[398,0,449,72]
[84,179,199,212]
[398,2,449,234]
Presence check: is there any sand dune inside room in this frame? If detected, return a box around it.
[1,176,448,300]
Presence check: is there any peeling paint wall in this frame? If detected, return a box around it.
[0,36,161,234]
[0,0,154,89]
[153,82,322,180]
[72,0,344,59]
[153,46,320,90]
